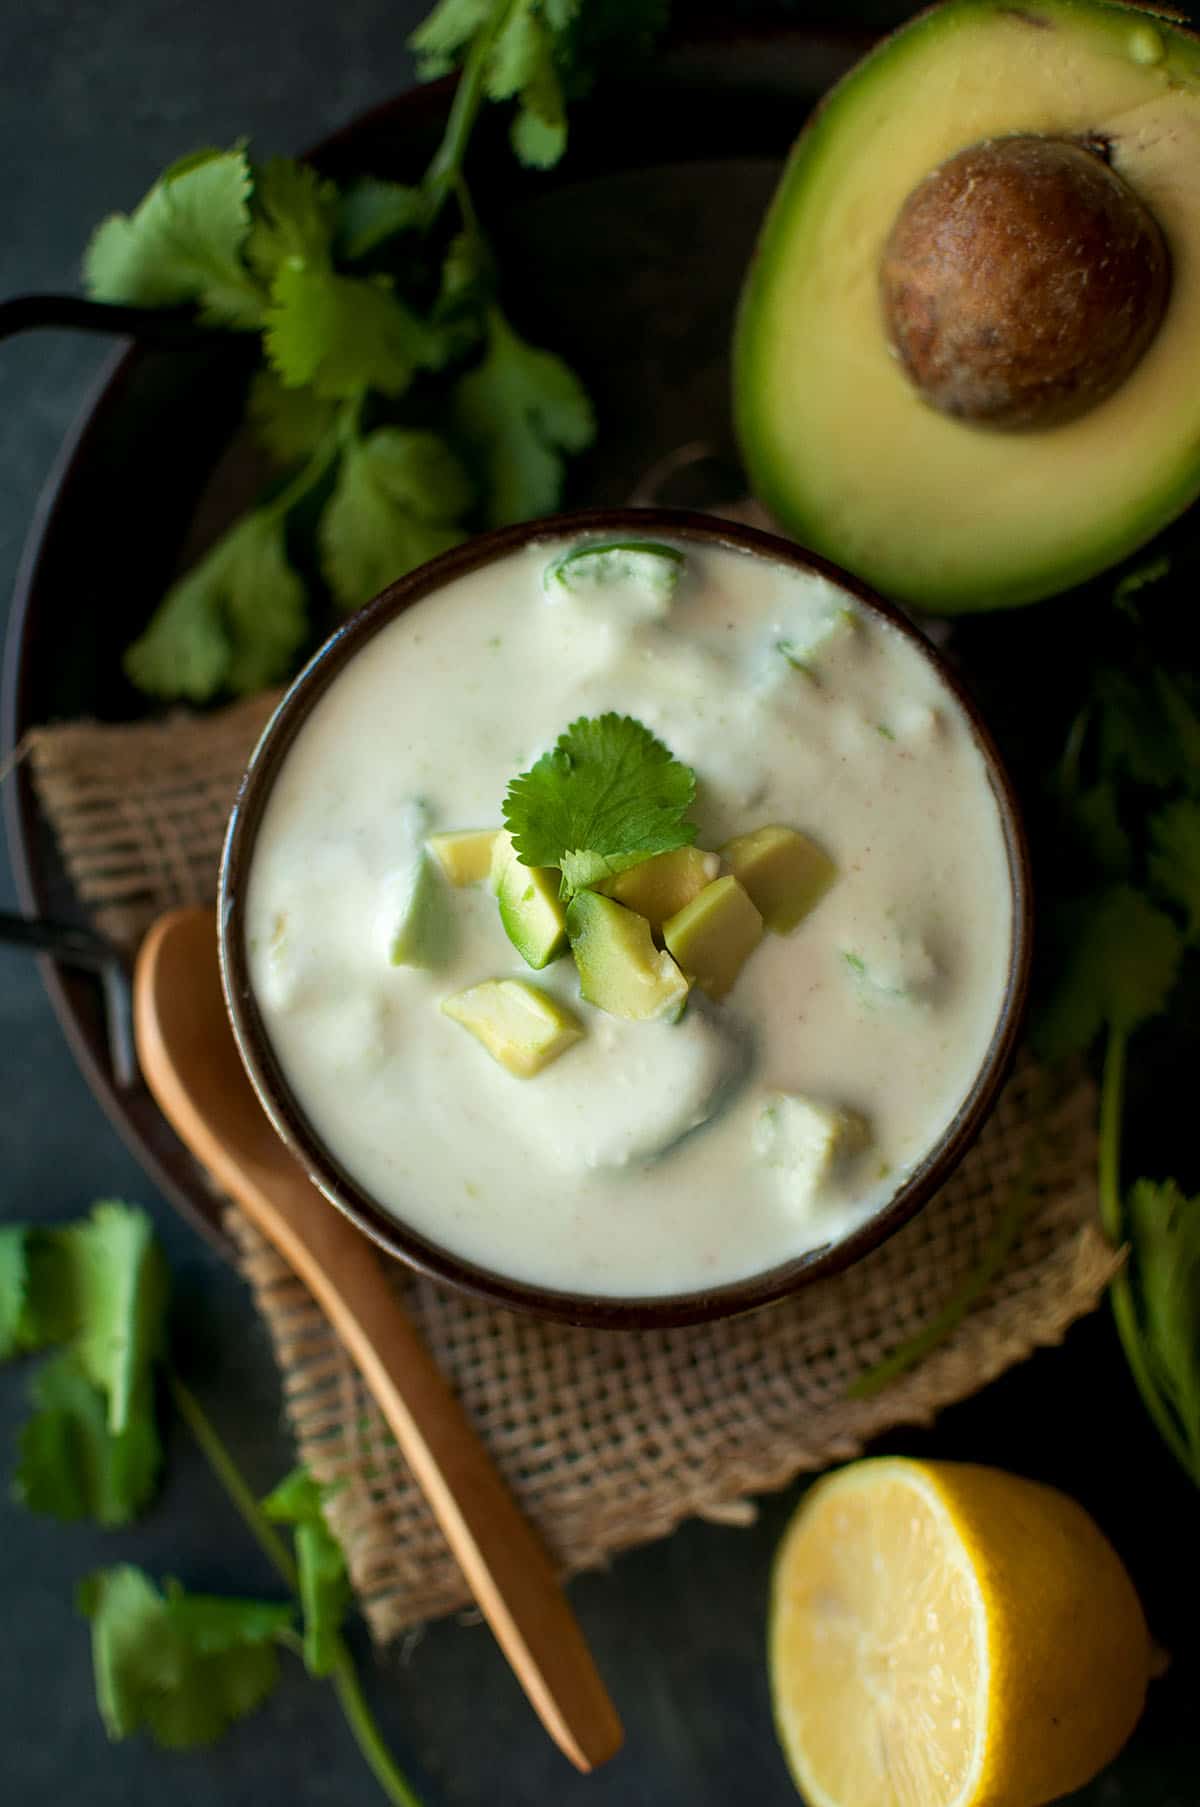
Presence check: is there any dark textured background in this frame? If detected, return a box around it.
[1,4,1198,1804]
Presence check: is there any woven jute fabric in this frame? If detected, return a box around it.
[25,701,1118,1642]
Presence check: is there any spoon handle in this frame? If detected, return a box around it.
[133,909,622,1773]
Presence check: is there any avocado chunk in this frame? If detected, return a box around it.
[544,540,685,620]
[735,0,1200,611]
[753,1092,870,1216]
[495,856,567,970]
[376,802,451,969]
[428,828,501,886]
[721,826,836,934]
[599,847,721,933]
[662,875,764,1001]
[566,891,690,1022]
[442,980,583,1077]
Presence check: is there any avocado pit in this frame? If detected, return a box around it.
[880,134,1170,430]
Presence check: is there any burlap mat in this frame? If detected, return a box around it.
[23,702,1118,1640]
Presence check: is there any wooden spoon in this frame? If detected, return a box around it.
[133,905,623,1773]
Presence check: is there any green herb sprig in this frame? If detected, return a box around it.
[89,1,670,704]
[1,1203,422,1805]
[502,712,698,897]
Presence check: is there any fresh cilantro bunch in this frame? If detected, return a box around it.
[853,552,1200,1426]
[1025,554,1200,1484]
[87,0,671,704]
[503,712,697,897]
[1,1202,421,1804]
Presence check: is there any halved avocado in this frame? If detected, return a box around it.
[735,0,1200,611]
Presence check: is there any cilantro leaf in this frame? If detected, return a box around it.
[84,147,263,329]
[263,1468,351,1678]
[15,1353,161,1527]
[1113,551,1170,619]
[59,1202,168,1435]
[1127,1179,1200,1468]
[410,0,496,77]
[245,157,338,285]
[503,713,697,897]
[1098,667,1200,792]
[265,263,447,400]
[125,511,307,702]
[0,1226,31,1360]
[319,428,472,612]
[247,368,339,465]
[454,307,594,525]
[337,177,426,260]
[487,1,568,168]
[1034,885,1182,1065]
[1067,781,1131,879]
[1150,798,1200,943]
[78,1567,291,1749]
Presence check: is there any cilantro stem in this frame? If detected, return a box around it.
[166,1371,298,1590]
[849,1075,1052,1400]
[1096,1029,1192,1472]
[260,402,355,528]
[423,0,515,222]
[170,1370,423,1805]
[329,1635,426,1807]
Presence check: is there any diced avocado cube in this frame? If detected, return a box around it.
[543,540,685,621]
[496,852,567,970]
[753,1092,870,1216]
[382,851,447,968]
[428,828,501,886]
[598,846,721,933]
[442,980,583,1077]
[662,875,763,1001]
[566,890,690,1022]
[376,803,450,969]
[721,825,836,934]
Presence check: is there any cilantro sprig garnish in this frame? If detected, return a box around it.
[87,2,670,703]
[503,712,697,898]
[1,1202,422,1804]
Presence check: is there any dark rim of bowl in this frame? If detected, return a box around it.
[219,507,1034,1330]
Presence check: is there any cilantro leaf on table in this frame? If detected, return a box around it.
[265,262,447,400]
[78,1567,291,1750]
[1127,1179,1200,1470]
[1098,666,1200,793]
[247,368,339,464]
[263,1469,351,1678]
[245,157,339,285]
[1150,798,1200,943]
[60,1202,168,1434]
[84,147,264,329]
[15,1353,161,1527]
[319,428,472,611]
[336,177,427,260]
[1033,884,1182,1066]
[503,713,697,897]
[125,510,307,702]
[454,307,594,525]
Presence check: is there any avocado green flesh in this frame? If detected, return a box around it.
[566,891,690,1022]
[662,876,764,1002]
[441,979,583,1077]
[496,858,567,970]
[734,0,1200,612]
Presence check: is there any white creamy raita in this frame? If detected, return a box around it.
[245,537,1014,1297]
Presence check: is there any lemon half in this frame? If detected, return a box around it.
[769,1458,1150,1807]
